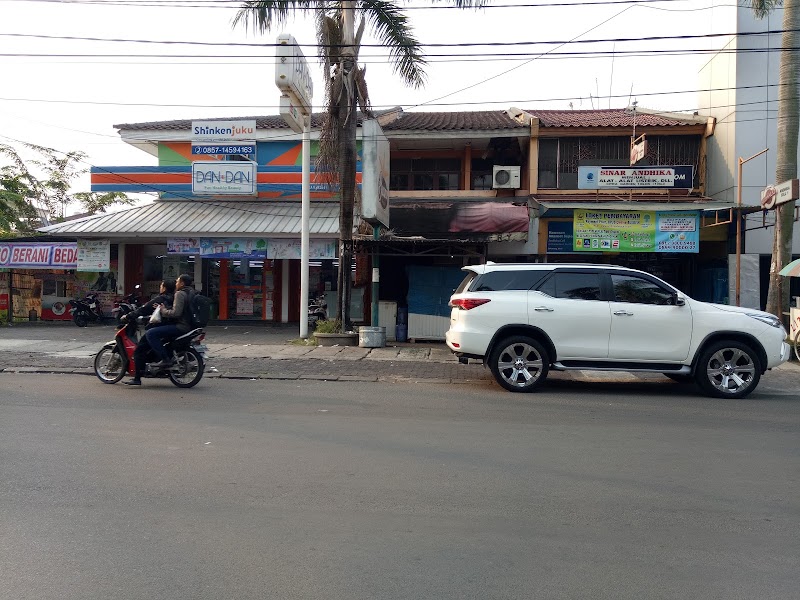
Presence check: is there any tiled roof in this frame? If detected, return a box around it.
[382,110,525,131]
[114,108,701,132]
[525,108,702,128]
[115,113,359,131]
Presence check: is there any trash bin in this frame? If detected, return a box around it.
[396,305,408,342]
[359,326,386,348]
[28,309,38,322]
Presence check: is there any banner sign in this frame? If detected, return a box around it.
[546,221,574,253]
[191,120,256,141]
[578,165,694,189]
[199,238,267,259]
[167,238,201,254]
[192,161,257,195]
[573,210,700,253]
[267,239,337,260]
[77,239,110,272]
[191,142,256,156]
[0,242,77,269]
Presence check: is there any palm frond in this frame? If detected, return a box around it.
[750,0,783,19]
[358,0,427,88]
[430,0,488,6]
[232,0,319,33]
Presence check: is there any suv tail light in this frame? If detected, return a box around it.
[449,298,491,310]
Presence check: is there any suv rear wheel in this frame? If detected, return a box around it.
[695,340,761,399]
[489,336,550,393]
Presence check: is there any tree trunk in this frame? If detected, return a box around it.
[336,2,357,331]
[766,0,799,318]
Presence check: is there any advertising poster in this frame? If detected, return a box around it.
[267,240,337,260]
[200,238,267,259]
[236,290,254,316]
[573,210,699,253]
[77,239,111,272]
[167,238,201,254]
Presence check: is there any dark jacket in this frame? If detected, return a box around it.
[130,292,174,329]
[160,286,195,333]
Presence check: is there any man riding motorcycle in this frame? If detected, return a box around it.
[122,279,176,386]
[144,274,196,370]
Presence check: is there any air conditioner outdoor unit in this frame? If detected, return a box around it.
[492,165,521,189]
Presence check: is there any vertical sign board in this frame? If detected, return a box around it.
[361,119,390,228]
[275,34,313,115]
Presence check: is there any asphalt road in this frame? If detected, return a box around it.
[0,374,798,600]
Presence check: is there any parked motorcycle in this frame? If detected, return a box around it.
[69,292,103,327]
[93,310,206,388]
[111,285,141,326]
[308,294,328,330]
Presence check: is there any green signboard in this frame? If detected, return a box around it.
[573,209,700,253]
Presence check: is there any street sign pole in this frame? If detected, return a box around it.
[300,115,311,339]
[276,34,313,338]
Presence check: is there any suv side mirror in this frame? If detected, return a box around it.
[673,293,685,306]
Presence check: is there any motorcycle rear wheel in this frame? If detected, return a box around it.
[94,347,126,383]
[168,347,204,388]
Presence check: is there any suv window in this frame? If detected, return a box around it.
[611,274,675,305]
[538,272,601,300]
[454,272,476,294]
[471,270,549,292]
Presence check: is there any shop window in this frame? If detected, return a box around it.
[390,158,461,191]
[471,157,493,191]
[537,136,701,189]
[42,279,67,297]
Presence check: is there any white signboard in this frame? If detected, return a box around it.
[267,239,336,260]
[361,119,390,227]
[191,120,256,141]
[275,34,313,114]
[192,161,257,195]
[77,239,110,272]
[596,167,674,188]
[279,95,305,134]
[760,179,799,209]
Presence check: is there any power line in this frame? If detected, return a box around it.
[2,27,795,50]
[0,82,791,110]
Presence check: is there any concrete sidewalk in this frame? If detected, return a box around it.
[0,321,491,384]
[1,321,798,390]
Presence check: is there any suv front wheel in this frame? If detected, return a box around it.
[695,340,761,399]
[489,336,550,393]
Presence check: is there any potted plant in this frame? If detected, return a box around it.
[313,319,359,347]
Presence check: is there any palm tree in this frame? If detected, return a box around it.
[234,0,484,330]
[752,0,799,318]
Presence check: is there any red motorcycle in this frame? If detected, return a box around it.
[93,311,207,388]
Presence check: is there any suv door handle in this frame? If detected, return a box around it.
[613,310,633,316]
[534,306,554,312]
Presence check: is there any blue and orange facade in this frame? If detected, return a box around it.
[90,140,361,199]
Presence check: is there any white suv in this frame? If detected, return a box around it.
[446,263,790,398]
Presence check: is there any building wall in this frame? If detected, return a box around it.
[702,1,800,255]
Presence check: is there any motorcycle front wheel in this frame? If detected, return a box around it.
[74,312,89,327]
[168,347,204,388]
[94,346,127,383]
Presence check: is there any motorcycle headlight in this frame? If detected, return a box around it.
[746,312,783,328]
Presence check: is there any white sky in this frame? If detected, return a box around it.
[0,0,733,205]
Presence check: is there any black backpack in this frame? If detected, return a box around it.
[188,291,211,328]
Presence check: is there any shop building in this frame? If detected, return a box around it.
[31,106,738,337]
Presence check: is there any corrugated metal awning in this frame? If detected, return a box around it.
[532,200,759,218]
[38,201,340,238]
